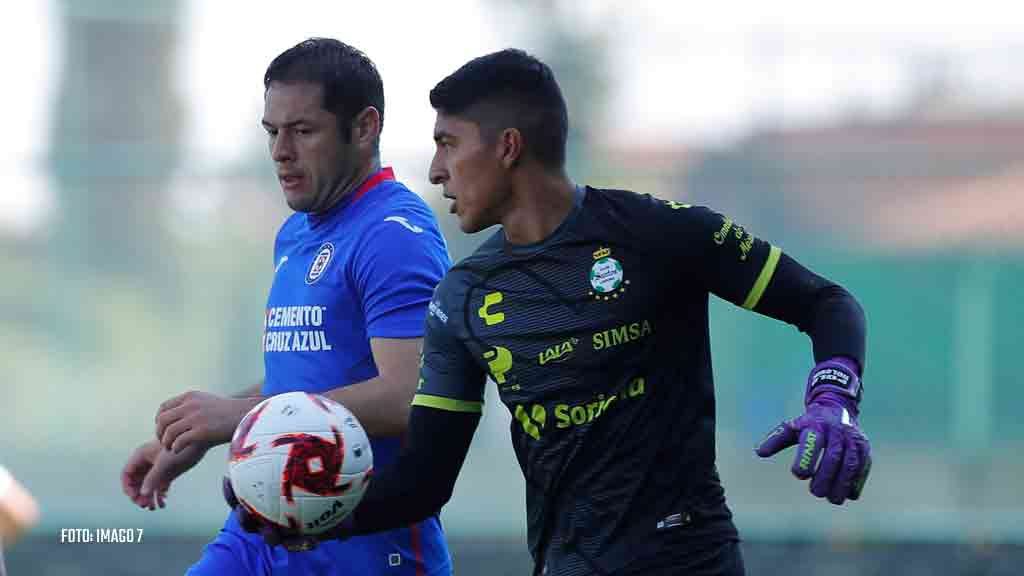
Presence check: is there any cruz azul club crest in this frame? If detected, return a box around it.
[305,242,335,285]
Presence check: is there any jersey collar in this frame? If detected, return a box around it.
[351,166,396,204]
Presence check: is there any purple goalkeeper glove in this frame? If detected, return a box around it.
[222,476,354,552]
[755,358,871,505]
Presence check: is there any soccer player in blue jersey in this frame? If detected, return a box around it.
[119,38,453,575]
[231,49,872,575]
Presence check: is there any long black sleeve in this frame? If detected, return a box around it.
[641,200,866,372]
[350,404,480,535]
[754,253,867,371]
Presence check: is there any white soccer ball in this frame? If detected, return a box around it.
[227,392,373,535]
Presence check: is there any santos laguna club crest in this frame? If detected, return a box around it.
[588,247,629,301]
[306,242,335,285]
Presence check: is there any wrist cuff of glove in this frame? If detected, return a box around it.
[805,357,862,405]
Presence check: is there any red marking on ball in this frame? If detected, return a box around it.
[273,427,351,503]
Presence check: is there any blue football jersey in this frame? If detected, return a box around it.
[189,168,453,576]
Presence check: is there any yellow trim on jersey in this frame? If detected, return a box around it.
[741,245,782,310]
[411,393,483,413]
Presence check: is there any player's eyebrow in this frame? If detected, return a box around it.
[261,118,311,130]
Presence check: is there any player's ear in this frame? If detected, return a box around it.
[498,127,523,169]
[352,106,382,147]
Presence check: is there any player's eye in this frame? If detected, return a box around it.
[295,127,312,136]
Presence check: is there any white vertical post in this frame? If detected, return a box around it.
[952,257,996,451]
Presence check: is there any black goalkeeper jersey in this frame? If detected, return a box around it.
[411,186,800,574]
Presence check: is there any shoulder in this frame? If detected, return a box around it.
[468,228,505,259]
[585,186,691,216]
[585,186,724,234]
[440,228,504,276]
[273,212,304,249]
[429,254,493,318]
[352,181,449,255]
[429,231,506,316]
[578,187,661,231]
[433,264,475,300]
[359,180,440,229]
[276,212,304,236]
[337,183,451,291]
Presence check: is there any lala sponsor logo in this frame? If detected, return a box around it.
[305,243,335,285]
[538,338,578,365]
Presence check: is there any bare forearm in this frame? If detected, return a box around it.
[323,375,415,438]
[233,338,420,438]
[322,337,422,438]
[228,375,414,438]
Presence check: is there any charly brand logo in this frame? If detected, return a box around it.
[305,243,334,285]
[588,247,630,301]
[477,291,505,326]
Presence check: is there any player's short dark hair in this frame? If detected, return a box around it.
[430,49,568,170]
[264,38,384,141]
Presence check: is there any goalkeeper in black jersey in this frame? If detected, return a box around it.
[228,49,871,576]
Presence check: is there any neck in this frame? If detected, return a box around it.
[316,156,381,215]
[501,169,576,245]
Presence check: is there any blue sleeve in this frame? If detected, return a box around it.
[351,204,450,339]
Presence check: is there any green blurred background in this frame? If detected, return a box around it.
[2,1,1023,574]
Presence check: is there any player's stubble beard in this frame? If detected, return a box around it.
[289,151,361,215]
[288,172,344,215]
[455,165,508,234]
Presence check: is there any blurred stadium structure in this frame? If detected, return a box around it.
[2,1,1022,574]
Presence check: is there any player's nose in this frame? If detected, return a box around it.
[271,132,295,163]
[428,149,448,186]
[428,166,447,186]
